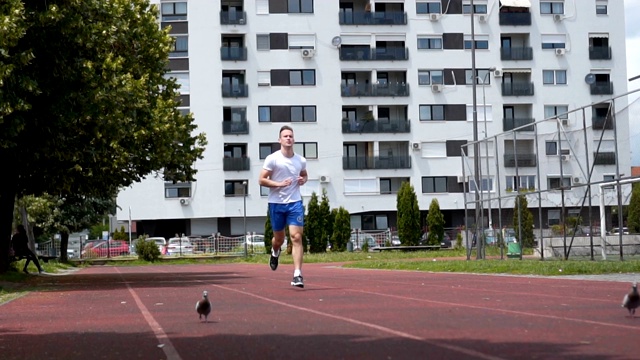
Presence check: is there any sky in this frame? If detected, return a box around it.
[625,0,640,165]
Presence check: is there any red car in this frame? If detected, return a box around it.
[82,240,130,258]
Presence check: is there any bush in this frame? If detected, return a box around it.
[135,238,161,262]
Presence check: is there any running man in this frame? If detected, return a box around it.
[259,125,308,288]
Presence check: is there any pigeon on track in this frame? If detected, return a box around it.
[622,282,639,318]
[196,290,211,323]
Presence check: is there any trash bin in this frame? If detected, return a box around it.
[347,241,354,252]
[507,241,521,258]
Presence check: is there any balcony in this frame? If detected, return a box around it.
[504,153,536,167]
[221,47,247,61]
[589,46,612,60]
[223,157,250,171]
[590,82,613,95]
[220,10,246,25]
[340,47,409,61]
[222,120,249,135]
[222,84,249,97]
[339,11,407,25]
[341,83,409,97]
[343,155,411,170]
[499,12,531,26]
[342,119,411,134]
[593,152,616,165]
[502,82,534,96]
[592,116,614,130]
[500,47,533,60]
[503,118,535,132]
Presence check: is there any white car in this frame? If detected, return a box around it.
[166,237,194,255]
[146,237,167,254]
[350,233,377,251]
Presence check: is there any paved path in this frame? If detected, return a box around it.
[1,263,638,360]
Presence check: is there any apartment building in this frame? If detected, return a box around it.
[116,0,630,239]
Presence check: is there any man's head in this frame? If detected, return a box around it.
[17,225,25,233]
[279,125,295,147]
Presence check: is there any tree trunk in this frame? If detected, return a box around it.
[0,175,18,273]
[60,231,69,262]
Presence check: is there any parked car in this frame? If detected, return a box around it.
[391,235,401,246]
[350,232,377,251]
[420,232,451,248]
[610,227,629,235]
[503,228,517,243]
[146,237,167,254]
[166,237,194,255]
[81,240,130,258]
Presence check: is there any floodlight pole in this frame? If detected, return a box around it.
[243,181,248,258]
[470,0,483,259]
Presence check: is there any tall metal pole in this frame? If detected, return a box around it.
[470,0,482,259]
[243,181,248,257]
[481,71,494,230]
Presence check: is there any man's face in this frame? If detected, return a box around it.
[279,129,294,147]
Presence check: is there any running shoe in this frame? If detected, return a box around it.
[291,275,304,288]
[269,253,279,271]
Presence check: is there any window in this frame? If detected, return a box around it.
[465,69,491,85]
[548,209,561,225]
[419,105,445,121]
[288,34,316,49]
[224,180,248,197]
[418,70,443,85]
[465,105,492,122]
[161,2,187,21]
[165,72,190,93]
[544,105,569,120]
[505,175,536,191]
[293,142,318,159]
[164,181,191,198]
[542,70,567,85]
[290,106,316,122]
[603,174,615,190]
[548,176,571,190]
[417,36,443,50]
[260,186,270,196]
[286,0,313,13]
[258,106,317,123]
[462,2,488,14]
[596,1,608,15]
[416,2,441,14]
[256,34,270,50]
[469,177,493,192]
[541,34,566,49]
[545,141,558,155]
[422,177,448,193]
[540,1,564,14]
[464,35,489,50]
[169,35,188,58]
[289,70,315,86]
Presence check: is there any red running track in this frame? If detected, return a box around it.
[1,262,638,360]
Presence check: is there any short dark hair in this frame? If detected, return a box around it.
[279,125,293,137]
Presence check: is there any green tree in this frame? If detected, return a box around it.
[319,189,332,251]
[264,207,273,252]
[0,0,207,272]
[305,192,323,253]
[512,195,534,248]
[396,182,420,246]
[426,199,445,246]
[330,207,351,252]
[628,182,640,234]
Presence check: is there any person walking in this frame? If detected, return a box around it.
[12,225,44,274]
[259,125,308,288]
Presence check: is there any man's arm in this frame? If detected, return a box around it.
[297,169,308,185]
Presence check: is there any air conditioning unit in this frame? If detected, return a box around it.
[555,48,566,56]
[431,84,443,92]
[478,14,487,23]
[258,79,270,86]
[573,177,582,184]
[493,69,503,77]
[319,175,331,183]
[238,18,245,25]
[412,142,421,150]
[553,14,563,22]
[561,155,570,161]
[429,13,440,21]
[301,49,315,58]
[457,175,467,183]
[561,119,568,126]
[179,198,190,206]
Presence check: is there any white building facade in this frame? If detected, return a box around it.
[117,0,630,239]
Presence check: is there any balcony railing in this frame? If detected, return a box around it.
[339,47,409,61]
[342,119,411,133]
[341,83,409,97]
[339,11,407,25]
[221,47,247,61]
[503,118,535,131]
[222,120,249,134]
[502,82,534,96]
[499,12,531,26]
[223,157,250,171]
[589,46,612,60]
[590,82,613,95]
[343,155,411,170]
[220,10,247,25]
[222,84,249,97]
[593,152,616,165]
[504,153,537,167]
[592,116,614,130]
[500,47,533,60]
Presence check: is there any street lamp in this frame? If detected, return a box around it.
[242,180,248,257]
[478,68,496,230]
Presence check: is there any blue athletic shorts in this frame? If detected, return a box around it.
[269,201,304,231]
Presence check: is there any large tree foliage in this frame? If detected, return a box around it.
[396,182,420,246]
[0,0,206,272]
[305,192,323,253]
[512,195,534,248]
[426,199,445,246]
[318,189,331,250]
[627,182,640,234]
[330,207,351,252]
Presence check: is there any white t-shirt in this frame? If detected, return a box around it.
[263,150,307,204]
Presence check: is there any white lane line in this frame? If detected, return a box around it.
[210,284,507,360]
[116,268,182,360]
